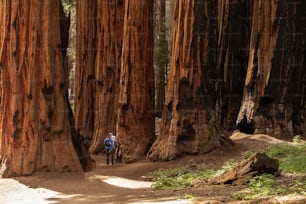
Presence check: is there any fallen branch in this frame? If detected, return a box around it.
[208,152,279,185]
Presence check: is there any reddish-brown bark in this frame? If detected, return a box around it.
[89,0,124,154]
[0,0,82,177]
[148,0,233,161]
[74,0,96,146]
[117,0,155,162]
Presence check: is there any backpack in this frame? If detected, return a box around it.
[105,139,112,147]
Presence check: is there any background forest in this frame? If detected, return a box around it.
[0,0,305,178]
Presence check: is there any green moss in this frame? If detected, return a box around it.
[265,143,306,173]
[152,166,213,190]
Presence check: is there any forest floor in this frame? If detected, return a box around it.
[0,132,305,204]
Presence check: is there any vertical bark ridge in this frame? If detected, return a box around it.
[216,0,250,130]
[75,0,97,146]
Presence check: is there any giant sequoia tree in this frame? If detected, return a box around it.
[236,0,306,138]
[148,0,234,161]
[117,0,155,162]
[0,0,82,177]
[89,0,124,154]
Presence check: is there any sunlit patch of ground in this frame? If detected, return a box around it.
[0,178,75,204]
[88,174,153,189]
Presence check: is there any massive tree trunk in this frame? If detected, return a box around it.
[117,0,155,162]
[216,0,251,130]
[148,0,233,161]
[89,0,124,154]
[236,0,306,139]
[75,0,96,147]
[0,0,82,177]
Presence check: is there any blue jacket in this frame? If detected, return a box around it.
[104,138,115,151]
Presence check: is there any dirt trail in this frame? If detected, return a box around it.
[1,154,194,204]
[0,132,305,204]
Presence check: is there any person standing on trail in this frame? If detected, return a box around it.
[104,133,116,165]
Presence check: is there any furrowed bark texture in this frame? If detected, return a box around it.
[117,0,155,162]
[0,0,82,177]
[148,0,233,161]
[60,2,93,172]
[89,0,124,154]
[0,0,6,60]
[236,0,306,138]
[216,0,251,130]
[75,0,96,146]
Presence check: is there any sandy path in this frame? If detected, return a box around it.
[0,155,191,204]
